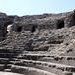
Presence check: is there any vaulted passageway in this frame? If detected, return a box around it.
[57,20,64,29]
[71,13,75,26]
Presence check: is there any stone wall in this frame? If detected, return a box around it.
[0,10,75,41]
[11,10,75,33]
[0,13,16,41]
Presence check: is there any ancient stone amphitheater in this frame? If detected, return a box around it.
[0,10,75,75]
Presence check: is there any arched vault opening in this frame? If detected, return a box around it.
[71,13,75,26]
[57,20,64,29]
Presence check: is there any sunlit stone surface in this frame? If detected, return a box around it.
[0,72,23,75]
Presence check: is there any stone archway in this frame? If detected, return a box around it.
[57,20,64,29]
[16,26,22,32]
[71,13,75,26]
[31,24,38,33]
[31,25,36,32]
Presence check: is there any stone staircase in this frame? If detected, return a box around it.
[9,50,75,75]
[0,48,22,71]
[0,49,59,75]
[0,46,75,75]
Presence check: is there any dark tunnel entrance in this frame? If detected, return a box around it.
[31,25,37,33]
[57,20,64,29]
[17,26,22,32]
[71,14,75,26]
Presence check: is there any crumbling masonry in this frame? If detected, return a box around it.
[0,10,75,75]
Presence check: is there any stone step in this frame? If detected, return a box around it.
[18,53,75,61]
[12,59,75,73]
[11,65,57,75]
[0,71,23,75]
[0,49,21,53]
[40,56,75,66]
[0,49,13,53]
[0,53,19,58]
[0,58,9,64]
[18,53,54,59]
[18,54,75,66]
[4,69,11,72]
[0,64,5,71]
[0,58,19,64]
[0,52,21,54]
